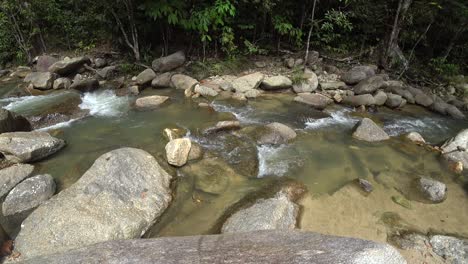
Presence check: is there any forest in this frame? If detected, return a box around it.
[0,0,467,81]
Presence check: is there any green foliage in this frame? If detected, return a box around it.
[313,9,353,53]
[187,57,250,80]
[430,57,460,77]
[243,40,267,55]
[273,15,303,46]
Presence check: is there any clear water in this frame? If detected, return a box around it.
[1,86,467,238]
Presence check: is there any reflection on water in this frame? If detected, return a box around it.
[1,88,467,239]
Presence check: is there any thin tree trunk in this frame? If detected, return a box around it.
[398,21,432,78]
[304,0,317,65]
[109,2,140,61]
[442,23,466,61]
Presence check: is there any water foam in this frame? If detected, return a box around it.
[383,116,448,136]
[257,145,290,178]
[79,90,130,117]
[37,118,79,131]
[211,101,258,123]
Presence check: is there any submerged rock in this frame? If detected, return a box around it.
[441,129,468,171]
[341,65,376,85]
[221,192,299,233]
[0,132,65,163]
[162,127,187,141]
[152,51,186,73]
[0,109,31,133]
[48,57,91,76]
[429,235,468,264]
[2,174,55,216]
[257,122,297,145]
[19,230,407,264]
[0,164,35,198]
[357,178,373,193]
[261,76,292,90]
[203,121,241,134]
[294,93,333,110]
[352,118,389,142]
[232,72,264,93]
[405,132,425,144]
[136,69,156,85]
[13,148,173,260]
[135,95,169,109]
[165,138,191,167]
[417,177,446,203]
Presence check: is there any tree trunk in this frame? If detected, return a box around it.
[109,1,141,61]
[304,0,317,65]
[380,0,412,69]
[442,23,466,61]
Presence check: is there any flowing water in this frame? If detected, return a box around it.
[1,86,467,240]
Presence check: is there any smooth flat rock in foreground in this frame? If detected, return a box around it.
[13,148,173,260]
[19,230,406,264]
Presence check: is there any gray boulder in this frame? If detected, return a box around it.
[293,69,319,93]
[354,76,385,95]
[388,86,415,104]
[69,78,99,92]
[35,55,58,72]
[257,122,297,145]
[53,77,71,90]
[0,109,31,133]
[320,81,347,90]
[171,74,198,90]
[261,76,292,90]
[441,129,468,171]
[96,66,118,80]
[136,69,156,85]
[414,92,434,107]
[405,132,425,144]
[385,93,406,109]
[294,93,333,110]
[232,72,264,93]
[203,121,241,134]
[353,118,390,142]
[446,105,465,119]
[19,230,406,264]
[151,72,173,88]
[222,192,298,233]
[342,94,376,106]
[373,91,388,106]
[341,65,376,85]
[244,89,263,98]
[24,72,56,90]
[418,177,446,203]
[430,235,468,264]
[13,148,173,260]
[93,58,107,68]
[0,132,65,163]
[194,84,219,97]
[48,57,91,76]
[135,95,169,109]
[2,174,55,216]
[152,51,186,73]
[0,164,34,198]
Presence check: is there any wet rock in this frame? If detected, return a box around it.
[429,235,468,264]
[48,57,91,76]
[342,94,376,107]
[232,72,264,93]
[320,81,347,90]
[136,69,156,85]
[221,192,298,233]
[163,128,187,141]
[354,76,385,95]
[0,109,31,133]
[188,158,235,194]
[392,195,412,209]
[257,123,297,145]
[418,177,446,203]
[446,105,465,119]
[341,65,376,85]
[35,55,58,72]
[392,233,429,251]
[405,132,425,144]
[69,78,99,92]
[232,93,247,101]
[151,72,173,88]
[385,93,406,109]
[53,77,71,90]
[2,174,55,216]
[171,74,198,90]
[0,131,65,163]
[352,118,389,142]
[165,138,191,167]
[194,84,219,97]
[13,148,173,260]
[441,129,468,171]
[135,95,169,109]
[24,72,56,90]
[294,93,333,110]
[203,121,241,134]
[152,51,186,73]
[96,65,118,80]
[373,91,388,106]
[187,142,204,161]
[357,179,373,193]
[0,164,34,198]
[20,230,407,264]
[431,100,449,115]
[128,85,140,95]
[261,76,292,90]
[11,66,31,78]
[244,89,263,98]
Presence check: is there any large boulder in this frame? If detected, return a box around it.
[35,55,58,72]
[24,72,56,90]
[69,78,99,92]
[0,132,65,163]
[0,164,34,198]
[417,177,446,203]
[13,148,173,259]
[373,91,388,106]
[136,69,156,85]
[152,51,186,73]
[0,109,31,133]
[171,74,198,90]
[342,94,376,107]
[441,129,468,171]
[2,174,56,216]
[20,230,406,264]
[135,95,169,109]
[385,93,406,109]
[11,66,31,78]
[341,65,376,85]
[354,76,385,95]
[293,69,319,93]
[294,93,333,110]
[151,72,173,88]
[232,72,264,93]
[429,235,468,264]
[446,105,465,119]
[261,76,292,90]
[352,118,390,142]
[165,138,191,167]
[221,192,298,233]
[48,57,91,76]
